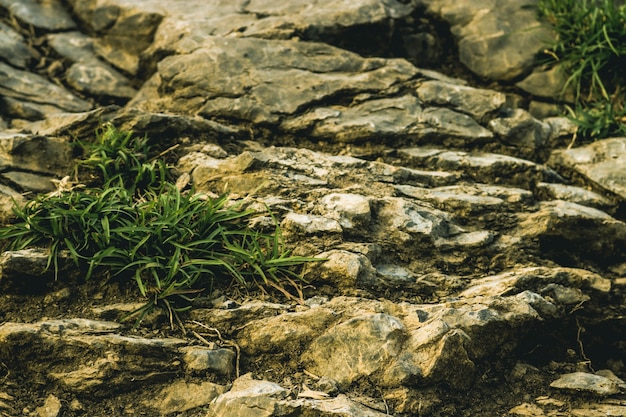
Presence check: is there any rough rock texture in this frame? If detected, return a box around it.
[0,1,625,417]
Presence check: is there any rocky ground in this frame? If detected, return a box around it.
[1,0,626,416]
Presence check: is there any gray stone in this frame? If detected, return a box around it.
[397,147,563,188]
[47,31,95,63]
[237,307,338,355]
[418,0,554,81]
[0,22,37,69]
[206,374,290,417]
[180,346,236,375]
[1,171,57,193]
[460,267,611,299]
[488,109,551,153]
[281,95,425,143]
[302,313,407,388]
[304,250,376,290]
[544,117,579,142]
[550,372,621,397]
[415,107,494,144]
[535,182,615,211]
[416,80,506,121]
[396,183,533,213]
[0,319,188,393]
[66,62,137,99]
[517,200,626,259]
[0,62,92,115]
[373,197,450,242]
[549,138,626,201]
[0,133,72,176]
[2,0,76,31]
[189,301,289,333]
[131,37,418,124]
[66,0,164,75]
[149,380,227,415]
[318,193,371,230]
[516,64,575,102]
[137,0,415,64]
[281,212,343,237]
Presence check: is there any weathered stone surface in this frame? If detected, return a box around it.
[238,307,337,355]
[535,182,615,211]
[282,213,343,237]
[549,138,626,201]
[550,372,621,397]
[318,193,371,230]
[66,0,164,75]
[0,22,37,69]
[0,62,92,116]
[282,95,423,142]
[0,248,72,281]
[516,64,575,102]
[1,0,626,416]
[149,380,227,415]
[416,80,506,121]
[131,37,418,124]
[0,133,72,176]
[303,313,407,388]
[517,200,626,260]
[396,147,563,188]
[0,319,188,393]
[488,109,551,154]
[47,31,137,100]
[180,346,236,375]
[460,267,611,299]
[304,250,376,290]
[1,0,76,31]
[206,374,291,417]
[418,0,554,81]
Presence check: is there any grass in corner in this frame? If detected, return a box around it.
[538,0,626,140]
[0,125,319,329]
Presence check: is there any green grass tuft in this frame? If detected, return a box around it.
[0,125,319,328]
[538,0,626,140]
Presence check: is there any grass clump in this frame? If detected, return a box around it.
[0,125,316,328]
[538,0,626,140]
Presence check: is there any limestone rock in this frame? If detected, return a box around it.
[516,64,575,102]
[180,346,236,375]
[66,0,164,75]
[488,109,551,154]
[206,374,290,417]
[0,319,188,393]
[281,95,425,143]
[1,0,76,31]
[149,380,227,415]
[302,313,407,388]
[397,147,563,188]
[0,22,37,69]
[549,138,626,201]
[550,372,621,397]
[416,79,506,121]
[318,193,371,230]
[281,212,343,237]
[418,0,555,81]
[237,307,338,355]
[517,200,626,260]
[130,37,418,124]
[534,182,615,211]
[0,62,92,117]
[304,249,377,290]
